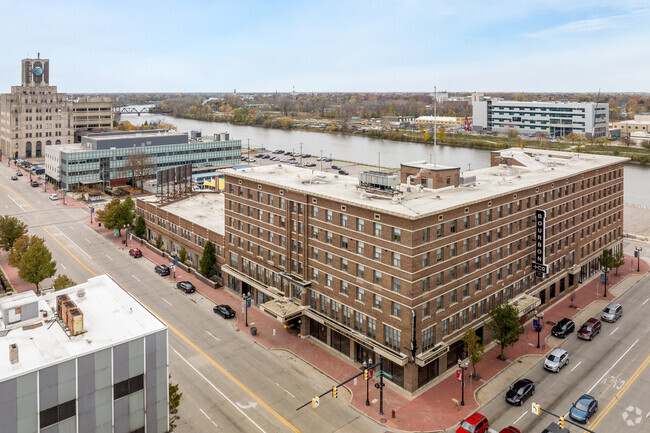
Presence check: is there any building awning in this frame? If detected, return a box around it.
[79,179,103,185]
[415,342,449,367]
[221,265,284,298]
[260,298,304,323]
[509,293,541,317]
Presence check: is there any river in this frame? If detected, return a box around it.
[121,107,649,207]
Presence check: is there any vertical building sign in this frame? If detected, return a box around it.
[532,210,548,276]
[410,309,417,362]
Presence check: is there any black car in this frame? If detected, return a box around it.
[11,175,17,181]
[332,165,341,170]
[154,264,170,276]
[338,169,349,175]
[213,304,236,318]
[31,180,39,187]
[505,378,535,406]
[177,281,195,293]
[16,171,23,176]
[551,318,575,338]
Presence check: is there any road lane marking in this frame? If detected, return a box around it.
[586,356,650,432]
[85,238,91,244]
[276,383,296,399]
[643,298,649,305]
[105,254,113,261]
[587,338,639,394]
[42,227,97,277]
[0,185,35,210]
[512,411,527,425]
[171,347,269,433]
[53,226,91,258]
[60,263,66,270]
[7,195,26,210]
[610,327,619,335]
[132,275,140,281]
[199,408,219,430]
[205,330,220,342]
[161,298,172,306]
[571,361,582,372]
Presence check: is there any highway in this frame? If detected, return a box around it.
[0,164,383,433]
[477,265,650,433]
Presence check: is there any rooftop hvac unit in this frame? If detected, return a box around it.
[61,300,77,321]
[66,308,84,336]
[56,294,70,318]
[357,171,402,196]
[460,175,476,185]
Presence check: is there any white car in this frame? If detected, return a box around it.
[49,194,59,201]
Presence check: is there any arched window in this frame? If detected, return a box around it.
[25,141,32,158]
[55,139,61,145]
[35,141,42,158]
[46,140,52,146]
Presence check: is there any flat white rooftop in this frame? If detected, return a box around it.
[141,193,226,236]
[225,148,627,219]
[0,275,166,381]
[402,160,459,171]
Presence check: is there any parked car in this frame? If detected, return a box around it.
[544,348,569,372]
[302,154,311,158]
[338,169,349,175]
[499,427,522,433]
[456,413,489,433]
[154,264,170,276]
[16,171,23,176]
[569,394,598,423]
[505,378,535,406]
[11,175,17,181]
[213,304,236,318]
[551,318,575,338]
[332,165,341,170]
[324,158,332,162]
[247,158,256,162]
[177,281,195,293]
[129,248,142,258]
[49,193,59,201]
[255,153,264,158]
[601,302,623,322]
[578,318,602,340]
[31,180,39,187]
[284,151,292,155]
[262,154,271,159]
[304,163,316,167]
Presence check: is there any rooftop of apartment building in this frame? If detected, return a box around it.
[0,275,166,381]
[225,148,627,219]
[613,119,650,125]
[140,192,227,236]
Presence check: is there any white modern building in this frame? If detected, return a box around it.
[0,275,168,433]
[472,93,609,138]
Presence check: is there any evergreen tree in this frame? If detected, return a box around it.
[199,240,216,278]
[0,215,28,251]
[133,215,146,237]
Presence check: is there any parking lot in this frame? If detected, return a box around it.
[239,147,398,178]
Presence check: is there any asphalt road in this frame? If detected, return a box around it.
[0,165,383,433]
[478,267,650,433]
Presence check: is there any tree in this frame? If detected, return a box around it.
[96,198,135,235]
[199,240,216,278]
[598,249,618,297]
[121,152,156,193]
[17,240,57,293]
[8,235,39,268]
[53,274,76,291]
[178,248,188,264]
[437,128,446,142]
[461,328,484,379]
[613,249,625,276]
[487,303,524,360]
[0,215,28,251]
[133,215,146,238]
[169,374,182,431]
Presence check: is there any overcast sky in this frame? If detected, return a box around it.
[1,0,649,93]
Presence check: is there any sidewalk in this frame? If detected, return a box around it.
[85,208,647,432]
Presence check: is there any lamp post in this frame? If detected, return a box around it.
[89,205,94,224]
[123,224,129,247]
[602,266,609,297]
[458,360,468,406]
[534,310,544,349]
[636,246,643,272]
[244,293,250,327]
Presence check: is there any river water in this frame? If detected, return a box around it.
[121,107,649,207]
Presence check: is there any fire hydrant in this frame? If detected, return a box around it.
[392,410,396,419]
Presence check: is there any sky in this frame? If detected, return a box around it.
[1,0,649,93]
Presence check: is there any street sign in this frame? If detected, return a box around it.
[600,273,605,282]
[531,402,540,416]
[456,369,462,381]
[374,371,393,379]
[533,319,539,329]
[368,368,373,378]
[246,298,252,307]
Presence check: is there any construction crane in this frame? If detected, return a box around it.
[465,116,472,132]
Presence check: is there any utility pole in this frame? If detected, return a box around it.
[300,142,303,166]
[378,152,381,172]
[433,86,437,167]
[320,150,323,171]
[247,139,250,162]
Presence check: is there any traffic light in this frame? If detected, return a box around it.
[332,386,338,398]
[558,416,565,429]
[311,396,319,408]
[364,369,368,381]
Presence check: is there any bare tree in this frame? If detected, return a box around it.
[122,153,156,193]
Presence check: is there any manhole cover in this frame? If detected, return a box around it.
[380,418,387,424]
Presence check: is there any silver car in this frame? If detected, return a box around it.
[601,302,622,322]
[544,348,569,372]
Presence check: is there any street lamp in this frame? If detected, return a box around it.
[89,205,94,224]
[534,310,544,349]
[602,265,609,297]
[635,246,643,272]
[458,360,468,406]
[123,224,129,247]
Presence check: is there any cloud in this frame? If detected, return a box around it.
[526,8,650,38]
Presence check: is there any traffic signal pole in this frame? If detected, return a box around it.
[531,402,597,432]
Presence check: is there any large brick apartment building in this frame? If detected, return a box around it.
[220,149,626,393]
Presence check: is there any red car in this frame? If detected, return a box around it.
[578,317,602,340]
[500,427,522,433]
[129,248,142,258]
[457,413,489,433]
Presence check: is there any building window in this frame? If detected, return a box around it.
[341,258,349,272]
[422,301,430,317]
[422,326,436,351]
[391,302,401,318]
[356,287,365,302]
[437,247,444,262]
[357,241,365,255]
[392,252,401,267]
[437,295,444,310]
[341,236,349,249]
[437,223,444,238]
[374,246,382,260]
[392,227,401,242]
[373,294,383,310]
[326,210,333,222]
[357,264,365,279]
[326,274,333,287]
[374,223,382,237]
[374,270,382,284]
[311,206,318,218]
[357,218,365,232]
[450,289,457,304]
[422,227,430,242]
[391,277,401,292]
[354,311,364,332]
[450,220,456,233]
[340,280,348,295]
[384,325,401,351]
[367,317,376,339]
[341,214,348,227]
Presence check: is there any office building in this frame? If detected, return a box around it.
[44,130,241,190]
[0,275,168,433]
[221,148,625,393]
[472,93,608,138]
[0,55,114,159]
[612,118,650,138]
[415,116,471,129]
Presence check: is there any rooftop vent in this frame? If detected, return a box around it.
[357,171,402,196]
[77,288,85,298]
[9,343,18,365]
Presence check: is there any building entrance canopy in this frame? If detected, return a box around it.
[260,298,303,323]
[509,293,541,317]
